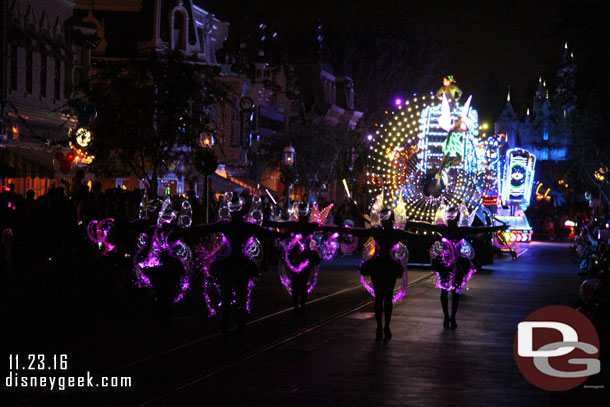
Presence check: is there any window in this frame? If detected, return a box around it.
[10,45,18,90]
[543,127,548,141]
[172,11,186,50]
[74,47,89,92]
[40,54,47,97]
[197,27,205,52]
[54,59,61,99]
[229,107,240,147]
[541,147,548,160]
[26,49,33,93]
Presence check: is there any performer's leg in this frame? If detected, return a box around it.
[291,284,299,318]
[372,275,383,339]
[218,270,232,338]
[449,155,462,167]
[436,155,450,179]
[441,289,450,327]
[299,270,310,317]
[383,277,396,338]
[235,277,249,340]
[299,284,308,317]
[450,291,460,329]
[374,295,383,339]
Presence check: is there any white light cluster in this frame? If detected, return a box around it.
[367,92,485,223]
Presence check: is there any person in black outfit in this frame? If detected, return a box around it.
[290,236,321,318]
[177,195,288,340]
[328,209,413,340]
[264,202,330,318]
[405,211,507,328]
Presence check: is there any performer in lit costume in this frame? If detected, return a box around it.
[328,205,412,340]
[264,202,336,318]
[405,206,506,328]
[176,194,288,340]
[87,193,196,328]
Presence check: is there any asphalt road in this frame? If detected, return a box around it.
[4,243,607,406]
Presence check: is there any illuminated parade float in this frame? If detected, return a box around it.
[367,77,537,263]
[495,148,537,242]
[367,77,486,225]
[479,134,537,243]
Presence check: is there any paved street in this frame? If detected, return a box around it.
[5,242,607,406]
[145,242,605,407]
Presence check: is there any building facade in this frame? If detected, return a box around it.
[1,0,95,196]
[495,43,576,164]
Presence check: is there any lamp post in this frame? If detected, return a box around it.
[198,125,217,223]
[281,144,296,218]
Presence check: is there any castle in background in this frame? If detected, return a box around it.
[495,43,576,163]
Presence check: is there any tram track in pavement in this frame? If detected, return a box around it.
[99,283,368,375]
[135,272,433,407]
[12,270,433,407]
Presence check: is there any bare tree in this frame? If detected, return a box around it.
[259,114,351,199]
[89,51,222,196]
[323,25,447,126]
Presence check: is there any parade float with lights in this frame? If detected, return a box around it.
[366,76,538,264]
[493,148,536,243]
[478,132,537,244]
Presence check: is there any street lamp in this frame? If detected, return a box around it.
[281,144,296,218]
[198,124,218,222]
[283,144,295,167]
[200,124,216,148]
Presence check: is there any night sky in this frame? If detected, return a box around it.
[207,0,605,123]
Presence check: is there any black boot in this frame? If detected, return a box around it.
[450,292,460,329]
[375,301,383,340]
[384,299,393,339]
[441,290,450,328]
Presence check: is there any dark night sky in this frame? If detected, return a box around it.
[434,0,569,118]
[207,0,600,122]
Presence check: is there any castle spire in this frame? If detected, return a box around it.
[562,41,573,65]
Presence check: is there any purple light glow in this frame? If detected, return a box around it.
[138,273,152,288]
[246,278,257,313]
[201,269,220,317]
[243,237,263,264]
[86,218,117,254]
[284,234,310,273]
[360,274,376,297]
[306,269,319,294]
[340,240,358,255]
[430,238,477,293]
[394,98,402,106]
[321,236,339,261]
[359,262,408,304]
[278,262,320,296]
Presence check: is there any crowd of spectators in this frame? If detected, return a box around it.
[568,206,610,374]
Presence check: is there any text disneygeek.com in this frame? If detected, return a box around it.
[6,371,132,391]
